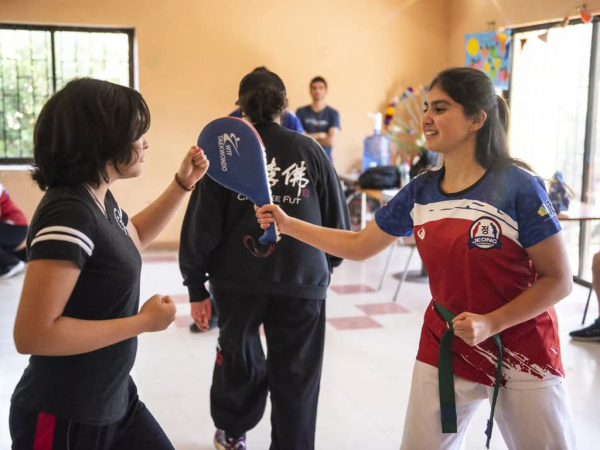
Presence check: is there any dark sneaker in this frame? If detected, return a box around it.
[213,429,246,450]
[569,318,600,341]
[0,260,25,279]
[189,317,218,333]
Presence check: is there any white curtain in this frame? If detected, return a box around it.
[509,23,593,197]
[510,23,594,278]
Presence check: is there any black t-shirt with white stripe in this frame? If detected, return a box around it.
[11,184,142,425]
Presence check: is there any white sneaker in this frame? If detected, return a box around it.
[0,260,26,279]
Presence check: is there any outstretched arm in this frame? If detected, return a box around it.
[256,204,397,261]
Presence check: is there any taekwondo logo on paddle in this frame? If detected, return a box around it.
[218,133,241,172]
[468,216,502,250]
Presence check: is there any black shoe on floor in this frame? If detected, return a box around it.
[0,261,26,279]
[189,318,218,333]
[569,318,600,341]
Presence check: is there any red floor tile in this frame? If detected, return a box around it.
[327,316,382,330]
[355,302,410,315]
[329,284,376,294]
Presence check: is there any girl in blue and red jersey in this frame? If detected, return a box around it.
[257,67,576,450]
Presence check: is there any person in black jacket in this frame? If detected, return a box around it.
[179,68,350,450]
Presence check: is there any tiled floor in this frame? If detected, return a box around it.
[1,246,599,449]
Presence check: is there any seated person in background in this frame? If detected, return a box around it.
[0,183,28,278]
[570,250,600,341]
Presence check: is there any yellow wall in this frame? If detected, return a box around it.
[4,0,600,245]
[0,0,449,244]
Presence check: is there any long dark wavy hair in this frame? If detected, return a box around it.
[430,67,531,171]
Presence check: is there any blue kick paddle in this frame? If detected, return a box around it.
[198,117,279,245]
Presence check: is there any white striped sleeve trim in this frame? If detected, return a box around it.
[35,226,94,251]
[30,234,93,257]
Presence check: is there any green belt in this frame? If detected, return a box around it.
[434,302,503,449]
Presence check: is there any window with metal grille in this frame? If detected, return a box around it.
[0,25,134,164]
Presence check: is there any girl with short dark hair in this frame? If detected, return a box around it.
[10,78,209,450]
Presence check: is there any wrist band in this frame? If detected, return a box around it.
[174,173,194,192]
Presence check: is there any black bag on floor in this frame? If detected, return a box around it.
[358,166,400,189]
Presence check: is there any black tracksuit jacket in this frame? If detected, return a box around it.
[179,121,351,302]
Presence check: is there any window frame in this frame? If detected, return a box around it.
[0,23,135,165]
[506,17,600,279]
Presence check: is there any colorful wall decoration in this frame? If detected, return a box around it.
[465,31,512,90]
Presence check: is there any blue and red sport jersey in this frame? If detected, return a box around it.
[376,165,564,389]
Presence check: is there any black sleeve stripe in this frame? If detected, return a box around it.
[35,226,95,251]
[31,234,93,257]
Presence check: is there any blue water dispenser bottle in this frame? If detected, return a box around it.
[362,112,390,172]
